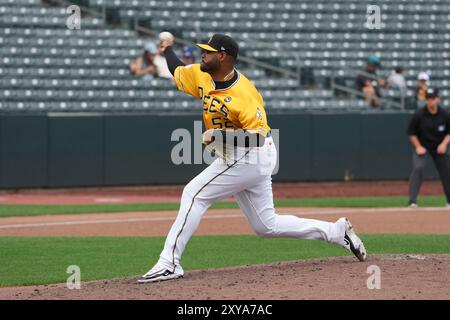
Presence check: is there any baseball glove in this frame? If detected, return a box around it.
[202,129,230,162]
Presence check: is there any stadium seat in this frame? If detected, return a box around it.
[1,0,449,113]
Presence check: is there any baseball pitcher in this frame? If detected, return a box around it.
[138,34,367,283]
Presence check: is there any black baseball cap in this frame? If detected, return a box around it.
[197,34,239,60]
[426,88,439,98]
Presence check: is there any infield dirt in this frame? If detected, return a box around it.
[1,254,449,300]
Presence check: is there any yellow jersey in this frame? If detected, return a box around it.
[174,64,271,136]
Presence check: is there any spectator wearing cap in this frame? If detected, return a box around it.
[181,46,195,65]
[129,41,158,80]
[415,72,430,108]
[407,88,450,208]
[355,55,387,108]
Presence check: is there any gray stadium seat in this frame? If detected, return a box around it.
[1,0,449,113]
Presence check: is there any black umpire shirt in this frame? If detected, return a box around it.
[407,106,450,152]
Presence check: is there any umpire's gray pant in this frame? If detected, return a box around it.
[408,151,450,204]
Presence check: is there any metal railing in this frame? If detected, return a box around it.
[47,0,300,81]
[42,0,409,113]
[331,70,406,110]
[136,26,300,80]
[199,28,302,81]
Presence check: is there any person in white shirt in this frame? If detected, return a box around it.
[387,66,407,94]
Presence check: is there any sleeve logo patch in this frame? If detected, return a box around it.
[256,109,263,120]
[438,125,446,132]
[224,97,232,102]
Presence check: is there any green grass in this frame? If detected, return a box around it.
[1,234,450,287]
[0,203,183,217]
[0,195,448,217]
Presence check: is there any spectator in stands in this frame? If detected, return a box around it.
[355,55,386,108]
[129,41,158,80]
[180,46,195,65]
[415,72,430,109]
[387,66,407,95]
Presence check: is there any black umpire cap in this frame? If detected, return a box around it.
[197,34,239,60]
[426,88,439,99]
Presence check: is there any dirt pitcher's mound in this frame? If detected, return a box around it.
[2,254,450,300]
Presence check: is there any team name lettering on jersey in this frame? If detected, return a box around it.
[174,64,271,134]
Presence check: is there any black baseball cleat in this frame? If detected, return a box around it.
[138,262,184,284]
[342,218,367,262]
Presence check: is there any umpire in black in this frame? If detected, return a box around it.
[407,88,450,208]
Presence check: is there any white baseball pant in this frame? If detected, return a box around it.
[158,137,347,268]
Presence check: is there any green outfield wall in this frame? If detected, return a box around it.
[0,112,438,188]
